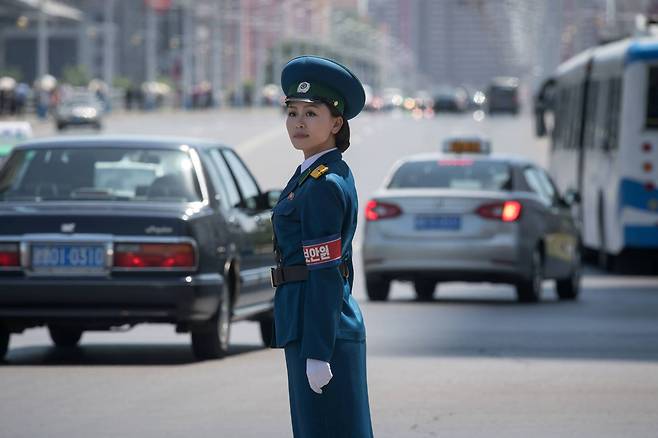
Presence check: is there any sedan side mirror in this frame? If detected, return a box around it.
[256,189,282,210]
[563,188,581,206]
[267,190,282,208]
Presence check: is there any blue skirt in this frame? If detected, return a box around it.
[284,339,374,438]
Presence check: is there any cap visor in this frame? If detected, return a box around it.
[285,97,318,104]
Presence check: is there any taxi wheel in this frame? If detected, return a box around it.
[557,246,581,300]
[0,324,9,360]
[259,315,274,347]
[48,325,83,347]
[516,248,542,303]
[414,279,437,302]
[366,275,390,301]
[191,286,232,360]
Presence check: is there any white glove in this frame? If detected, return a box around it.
[306,358,333,394]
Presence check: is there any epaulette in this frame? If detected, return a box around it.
[310,164,329,179]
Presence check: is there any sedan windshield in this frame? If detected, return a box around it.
[0,147,203,202]
[388,159,512,191]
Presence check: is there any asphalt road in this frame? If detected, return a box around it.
[1,108,657,438]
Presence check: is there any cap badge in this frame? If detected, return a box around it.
[297,82,310,93]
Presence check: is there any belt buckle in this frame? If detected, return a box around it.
[270,267,277,288]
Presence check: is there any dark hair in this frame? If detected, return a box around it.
[325,101,350,153]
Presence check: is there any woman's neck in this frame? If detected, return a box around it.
[303,139,336,159]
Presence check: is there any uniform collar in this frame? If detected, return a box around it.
[297,148,342,187]
[300,147,337,174]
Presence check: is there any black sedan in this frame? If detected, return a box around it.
[0,136,279,360]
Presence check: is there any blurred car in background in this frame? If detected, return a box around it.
[362,137,581,303]
[0,121,31,166]
[486,76,520,114]
[381,87,405,111]
[54,94,103,131]
[458,85,487,111]
[0,136,279,361]
[432,86,468,113]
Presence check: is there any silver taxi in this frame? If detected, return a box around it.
[362,139,581,302]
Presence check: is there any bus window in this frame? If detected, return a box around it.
[605,78,622,149]
[646,66,658,129]
[584,80,599,149]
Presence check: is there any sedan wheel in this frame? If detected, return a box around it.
[259,315,274,347]
[516,248,543,303]
[0,324,9,360]
[556,245,581,300]
[48,325,83,347]
[191,286,232,360]
[414,279,437,302]
[366,275,391,301]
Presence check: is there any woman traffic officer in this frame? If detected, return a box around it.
[269,55,374,438]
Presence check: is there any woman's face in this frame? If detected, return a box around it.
[286,101,343,158]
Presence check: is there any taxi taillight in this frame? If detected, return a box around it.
[113,243,196,269]
[365,200,402,221]
[0,243,20,267]
[476,201,522,222]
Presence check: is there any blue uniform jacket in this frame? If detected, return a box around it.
[271,149,366,362]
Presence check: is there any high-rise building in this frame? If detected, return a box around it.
[366,0,658,92]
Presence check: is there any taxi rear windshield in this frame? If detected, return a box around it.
[388,160,512,191]
[0,147,203,202]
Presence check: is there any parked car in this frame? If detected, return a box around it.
[362,138,581,303]
[54,94,103,131]
[0,136,279,360]
[0,121,31,166]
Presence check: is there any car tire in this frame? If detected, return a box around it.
[414,279,436,302]
[48,325,83,347]
[56,123,65,131]
[516,247,543,303]
[93,122,102,131]
[0,324,9,360]
[259,314,274,348]
[191,285,231,360]
[556,244,581,300]
[366,274,390,301]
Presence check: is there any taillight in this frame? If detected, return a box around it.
[476,201,522,222]
[643,142,652,152]
[0,243,20,267]
[113,243,196,269]
[365,200,402,221]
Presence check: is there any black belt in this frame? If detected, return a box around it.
[270,260,350,288]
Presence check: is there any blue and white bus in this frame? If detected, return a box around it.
[535,36,658,271]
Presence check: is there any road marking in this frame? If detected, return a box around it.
[237,125,286,154]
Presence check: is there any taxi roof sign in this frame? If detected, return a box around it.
[441,136,491,154]
[0,121,32,156]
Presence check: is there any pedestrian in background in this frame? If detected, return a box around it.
[269,55,374,437]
